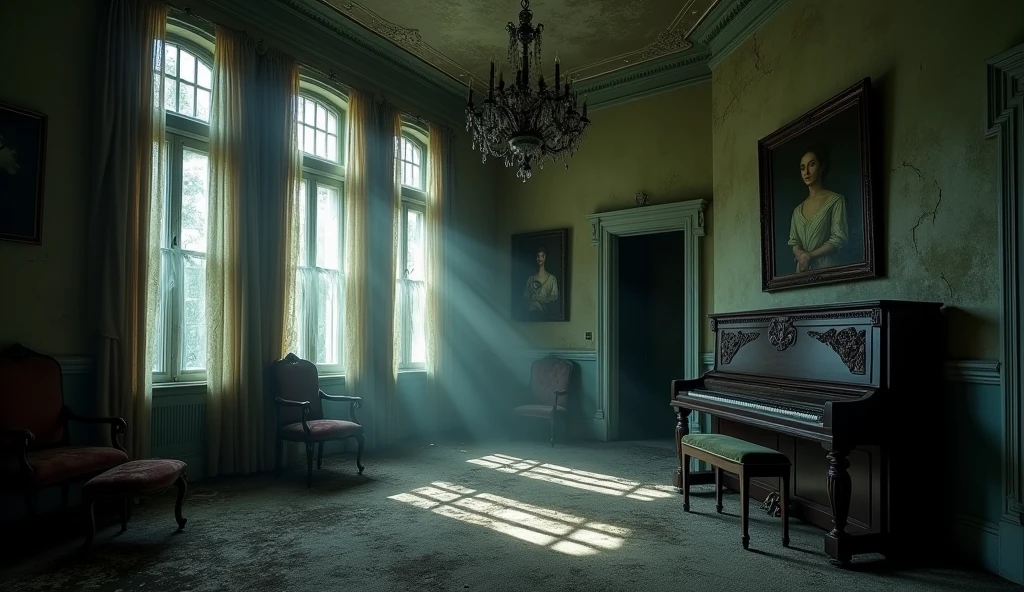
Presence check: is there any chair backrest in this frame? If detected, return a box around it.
[530,355,573,406]
[0,344,66,448]
[269,353,324,424]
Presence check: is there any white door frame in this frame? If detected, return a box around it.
[585,199,708,440]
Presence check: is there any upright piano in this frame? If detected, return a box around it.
[670,300,943,564]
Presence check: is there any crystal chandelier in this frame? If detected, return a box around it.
[465,0,590,182]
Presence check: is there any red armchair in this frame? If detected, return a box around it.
[269,353,365,488]
[1,344,129,514]
[512,355,574,446]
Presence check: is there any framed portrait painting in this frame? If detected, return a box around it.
[758,77,878,292]
[0,102,47,244]
[511,228,568,322]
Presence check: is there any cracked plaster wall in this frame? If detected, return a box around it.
[497,83,714,351]
[711,0,1024,359]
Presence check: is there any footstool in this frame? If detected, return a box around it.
[82,459,188,547]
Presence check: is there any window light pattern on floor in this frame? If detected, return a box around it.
[388,481,631,556]
[466,453,676,500]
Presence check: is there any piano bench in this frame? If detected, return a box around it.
[680,434,791,550]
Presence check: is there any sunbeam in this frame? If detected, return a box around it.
[388,481,632,556]
[466,454,676,500]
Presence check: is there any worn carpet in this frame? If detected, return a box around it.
[1,436,1020,592]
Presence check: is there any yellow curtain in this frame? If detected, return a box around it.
[425,124,452,429]
[206,26,300,476]
[89,0,167,459]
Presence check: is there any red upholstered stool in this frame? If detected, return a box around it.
[82,459,188,547]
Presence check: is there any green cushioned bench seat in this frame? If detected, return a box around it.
[681,434,789,465]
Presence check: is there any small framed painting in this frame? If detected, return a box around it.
[0,102,47,244]
[511,228,568,322]
[758,77,878,292]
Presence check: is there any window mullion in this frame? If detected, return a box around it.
[305,176,318,362]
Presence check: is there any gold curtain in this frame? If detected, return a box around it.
[425,124,453,428]
[89,0,167,459]
[205,26,301,476]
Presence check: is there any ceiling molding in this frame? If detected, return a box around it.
[693,0,791,69]
[575,48,711,111]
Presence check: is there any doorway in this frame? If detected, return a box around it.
[616,231,686,440]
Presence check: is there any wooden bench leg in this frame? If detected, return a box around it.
[682,452,691,512]
[740,468,750,550]
[715,466,723,513]
[781,470,790,547]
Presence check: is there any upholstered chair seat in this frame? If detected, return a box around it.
[9,446,130,487]
[279,419,363,442]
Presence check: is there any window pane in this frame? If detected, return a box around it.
[197,62,212,89]
[296,122,304,152]
[179,82,195,118]
[316,270,342,365]
[412,144,421,165]
[304,99,315,125]
[164,77,177,112]
[165,45,178,77]
[327,133,337,163]
[298,179,308,265]
[180,50,196,83]
[315,184,341,270]
[153,249,169,373]
[196,88,210,122]
[406,209,424,281]
[181,148,209,252]
[304,127,315,155]
[316,130,326,158]
[327,112,337,135]
[411,280,427,364]
[182,254,207,371]
[317,104,328,130]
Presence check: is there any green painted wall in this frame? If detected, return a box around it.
[0,0,97,355]
[711,0,1024,360]
[497,82,715,352]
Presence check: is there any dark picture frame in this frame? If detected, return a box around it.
[511,228,568,322]
[758,77,877,292]
[0,102,47,245]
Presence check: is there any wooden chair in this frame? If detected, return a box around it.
[512,355,574,446]
[269,353,364,488]
[0,344,129,514]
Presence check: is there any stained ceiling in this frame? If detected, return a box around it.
[316,0,719,88]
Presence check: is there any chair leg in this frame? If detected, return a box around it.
[275,439,283,478]
[740,468,750,550]
[682,452,691,512]
[715,466,723,513]
[84,499,96,548]
[305,443,315,488]
[174,474,188,531]
[781,470,790,547]
[355,434,365,475]
[317,442,324,469]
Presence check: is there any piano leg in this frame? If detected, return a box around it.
[674,408,714,491]
[781,471,790,547]
[740,469,750,550]
[825,447,852,566]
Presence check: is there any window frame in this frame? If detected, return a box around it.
[294,81,348,375]
[397,124,428,371]
[153,23,215,384]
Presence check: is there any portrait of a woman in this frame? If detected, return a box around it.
[523,245,559,313]
[787,146,849,273]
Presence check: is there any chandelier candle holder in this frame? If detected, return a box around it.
[466,0,591,182]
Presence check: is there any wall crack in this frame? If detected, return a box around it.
[893,160,953,299]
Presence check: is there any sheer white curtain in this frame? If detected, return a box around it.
[425,124,452,428]
[89,0,167,458]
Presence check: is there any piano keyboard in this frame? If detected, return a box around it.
[686,391,823,424]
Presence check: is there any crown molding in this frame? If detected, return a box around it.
[575,47,712,111]
[693,0,791,70]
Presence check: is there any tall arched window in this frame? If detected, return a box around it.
[152,22,215,383]
[292,81,347,373]
[397,125,428,369]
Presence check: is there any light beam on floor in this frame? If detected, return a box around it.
[388,481,631,556]
[466,454,676,500]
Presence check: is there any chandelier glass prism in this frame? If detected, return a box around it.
[465,0,590,182]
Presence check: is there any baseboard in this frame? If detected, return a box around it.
[948,513,1001,574]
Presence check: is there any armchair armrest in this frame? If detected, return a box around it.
[64,406,128,454]
[1,428,36,477]
[274,397,312,435]
[319,390,362,424]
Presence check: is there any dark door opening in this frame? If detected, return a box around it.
[616,231,685,441]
